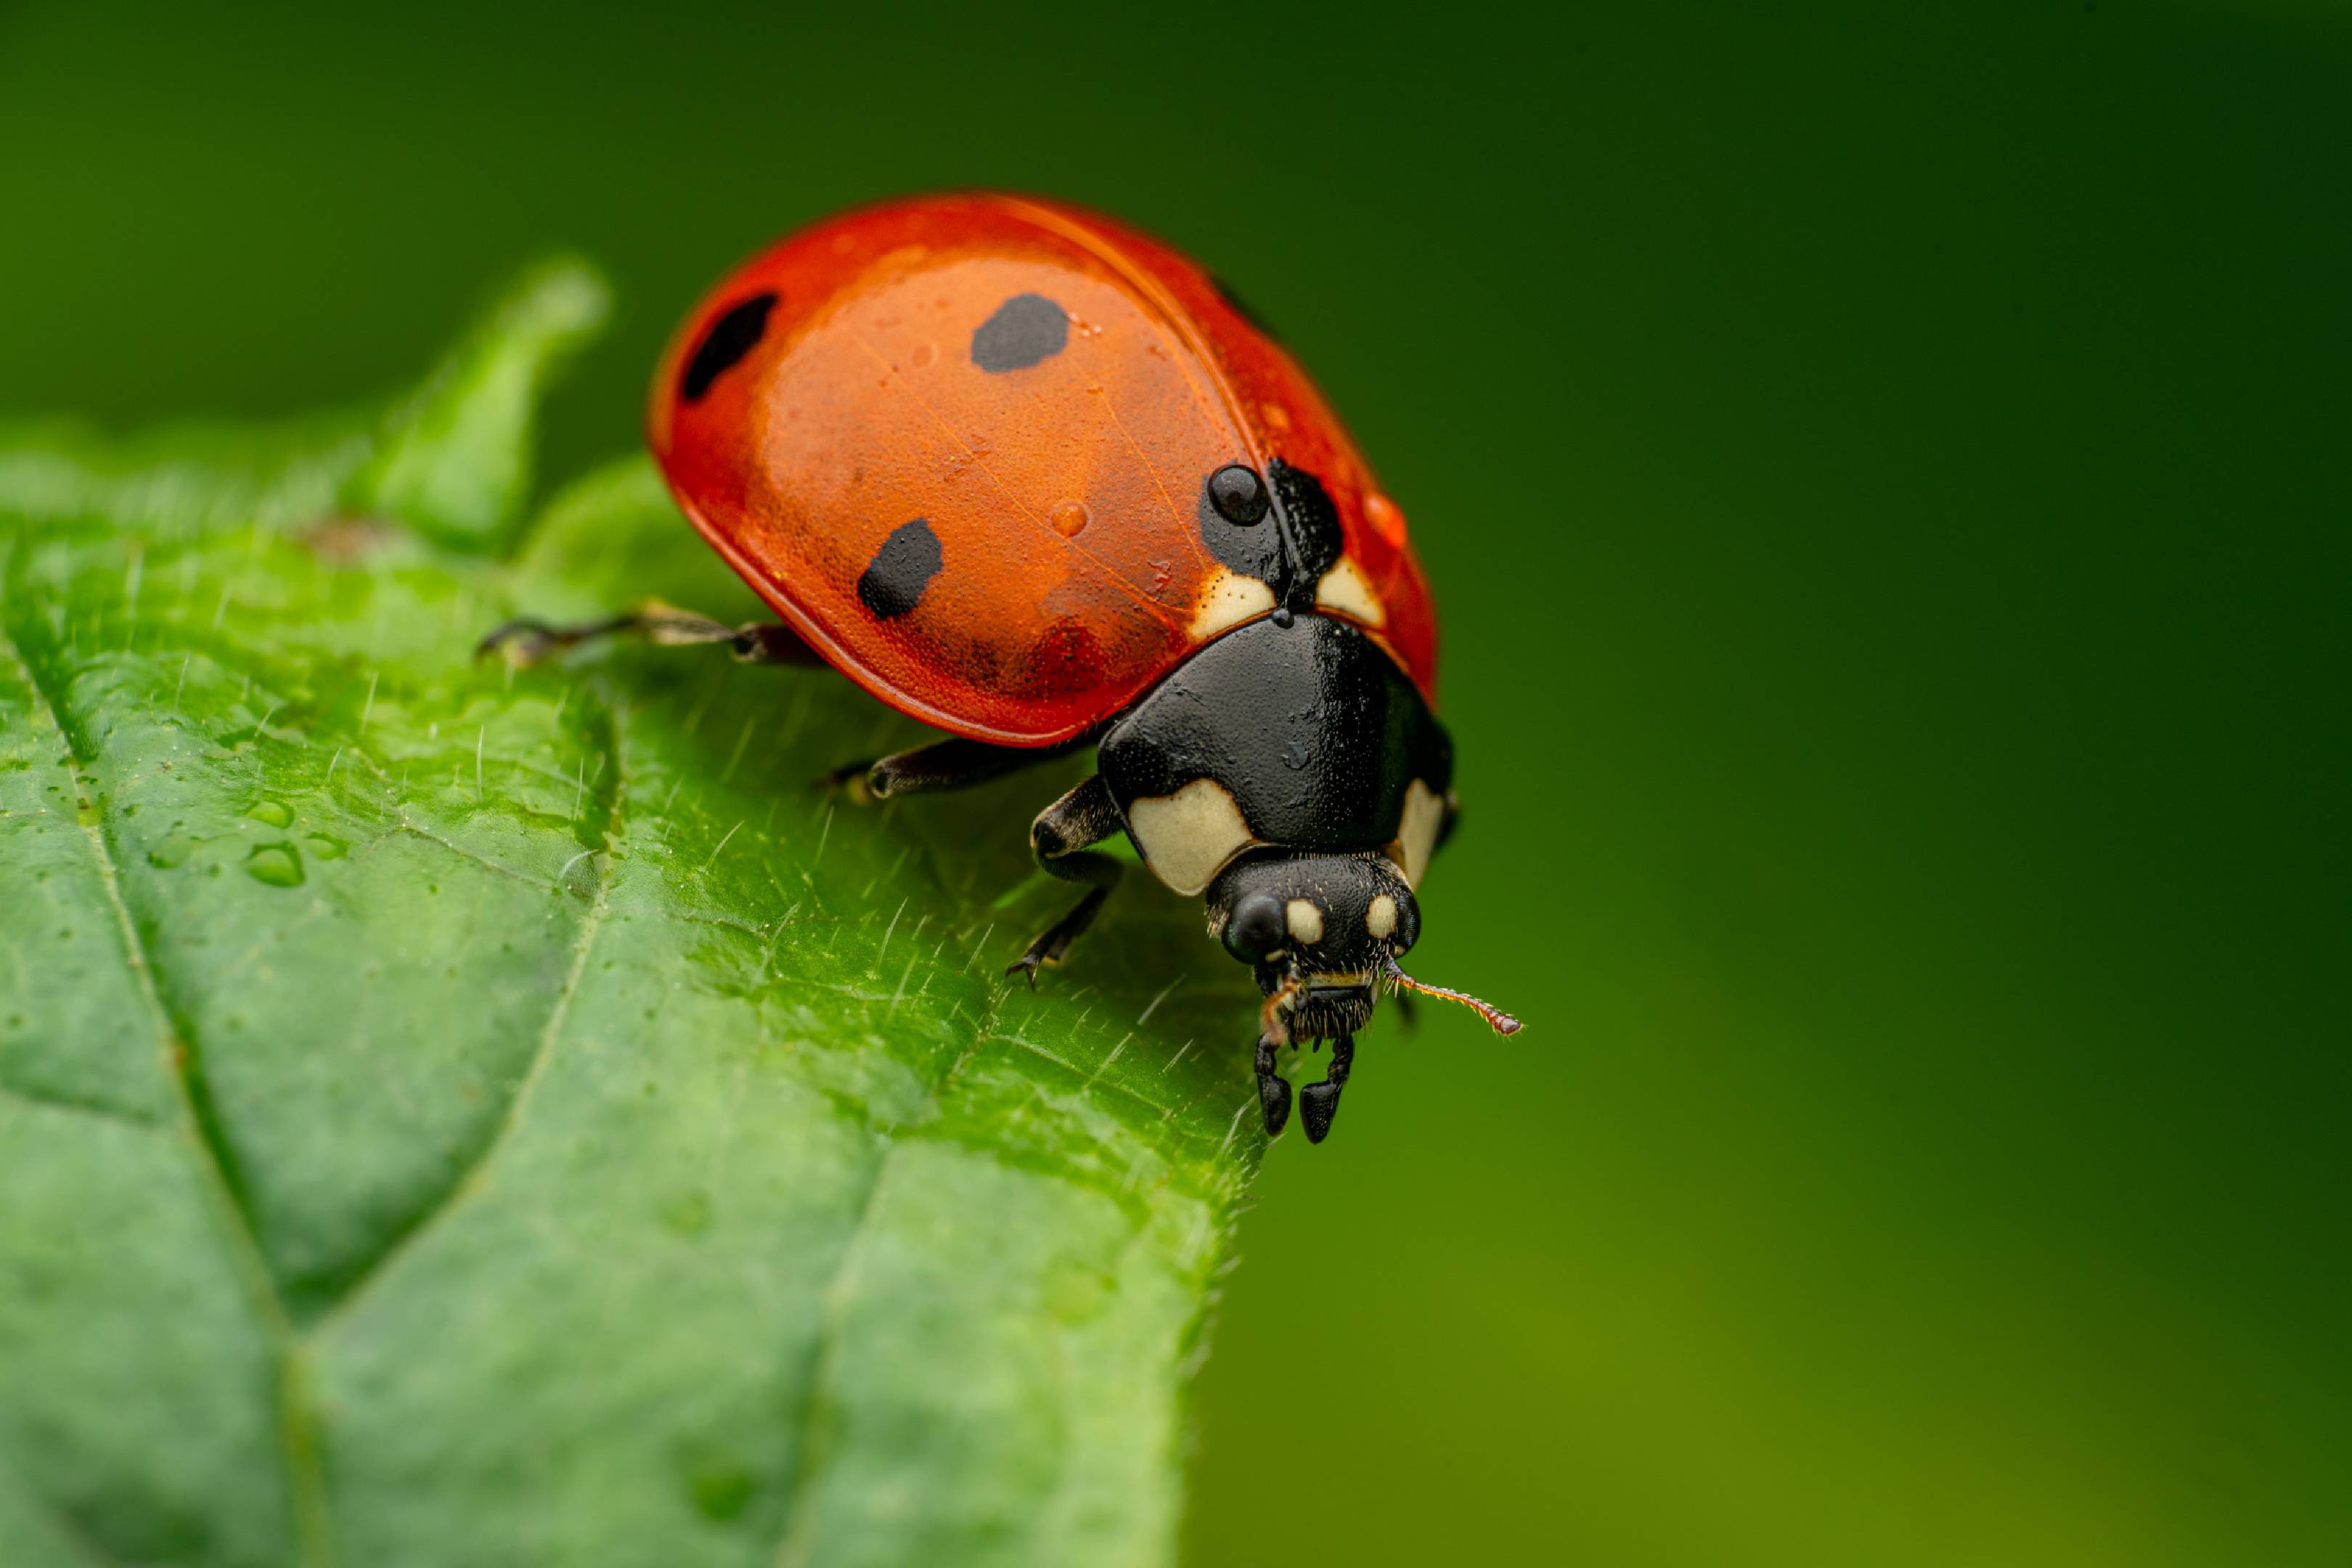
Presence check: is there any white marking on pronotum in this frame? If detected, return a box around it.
[1365,893,1398,939]
[1392,779,1445,888]
[1285,899,1324,944]
[1137,978,1181,1026]
[1188,568,1277,641]
[1127,777,1258,896]
[1312,555,1386,626]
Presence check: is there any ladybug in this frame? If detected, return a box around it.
[483,193,1517,1143]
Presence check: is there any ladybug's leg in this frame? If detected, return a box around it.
[1254,1033,1293,1139]
[819,735,1084,803]
[1006,775,1125,987]
[1297,1031,1354,1144]
[476,600,820,667]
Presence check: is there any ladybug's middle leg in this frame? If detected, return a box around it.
[476,600,820,666]
[1007,775,1125,987]
[818,735,1085,804]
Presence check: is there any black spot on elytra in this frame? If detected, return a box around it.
[857,519,943,620]
[1196,459,1344,611]
[680,293,778,403]
[971,293,1069,372]
[1211,274,1280,341]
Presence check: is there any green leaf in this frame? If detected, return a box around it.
[0,263,1267,1567]
[344,257,612,552]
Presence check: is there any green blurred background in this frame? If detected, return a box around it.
[4,1,2345,1561]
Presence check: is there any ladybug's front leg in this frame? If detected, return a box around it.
[476,600,820,667]
[1007,775,1125,987]
[1297,1032,1354,1144]
[1254,1033,1292,1139]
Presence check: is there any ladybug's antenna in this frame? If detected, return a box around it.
[1379,955,1522,1035]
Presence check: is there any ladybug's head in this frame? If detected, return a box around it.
[1206,852,1419,1040]
[1206,849,1522,1043]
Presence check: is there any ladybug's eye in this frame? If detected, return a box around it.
[1207,465,1270,526]
[1223,893,1286,963]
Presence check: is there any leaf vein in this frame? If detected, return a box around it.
[770,978,1012,1567]
[0,607,335,1567]
[303,693,626,1342]
[0,1079,168,1131]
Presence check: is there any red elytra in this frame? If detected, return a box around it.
[648,192,1438,747]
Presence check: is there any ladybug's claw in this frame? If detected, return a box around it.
[1005,907,1092,986]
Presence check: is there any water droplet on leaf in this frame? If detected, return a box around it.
[245,843,304,888]
[147,833,197,870]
